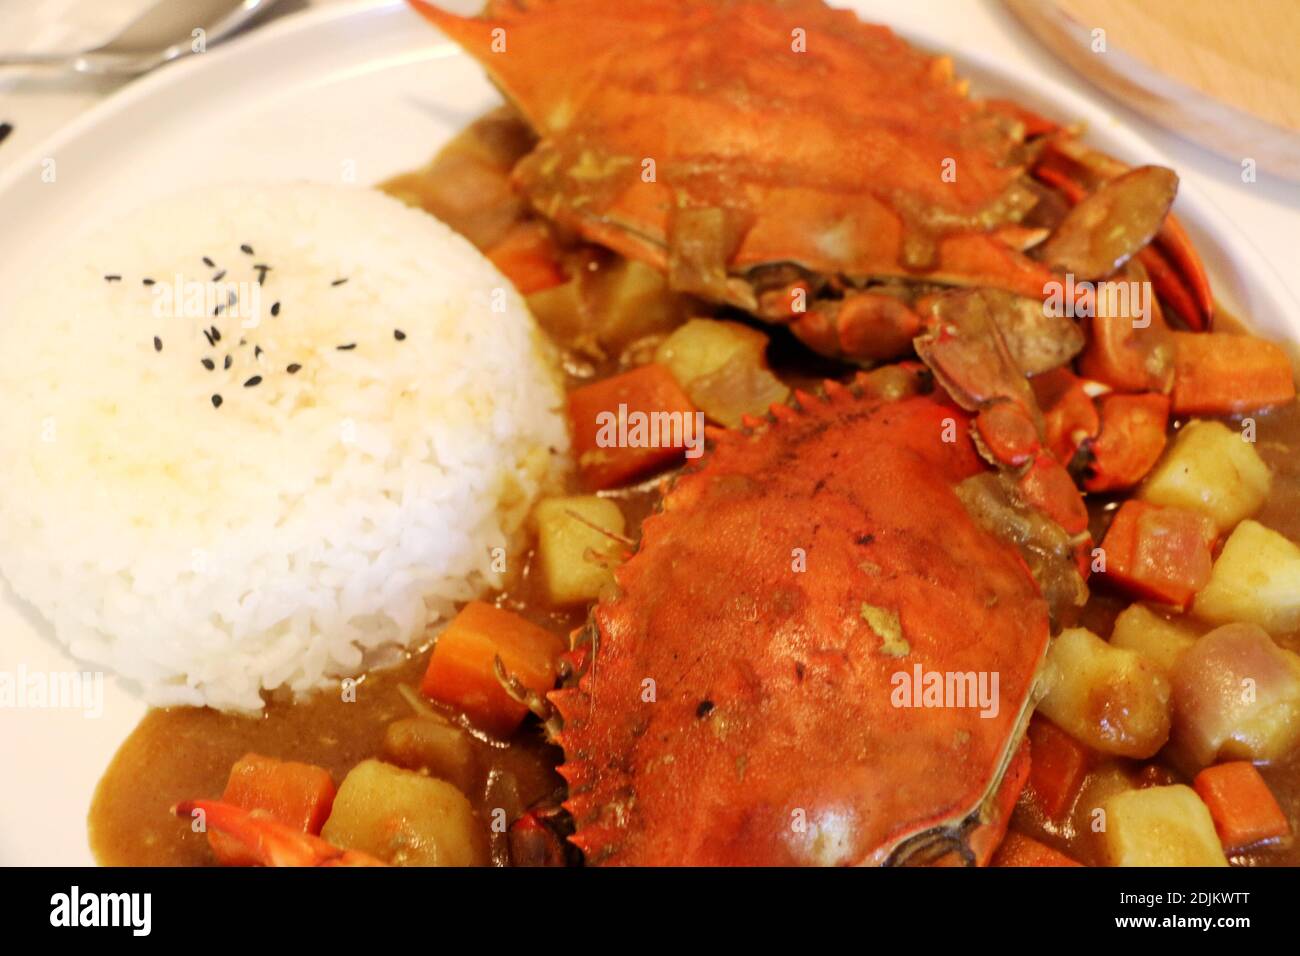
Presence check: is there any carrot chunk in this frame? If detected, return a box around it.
[1099,500,1216,608]
[1193,761,1291,851]
[568,363,700,490]
[1172,332,1295,416]
[991,831,1084,867]
[421,601,566,737]
[210,753,336,866]
[485,220,565,294]
[1027,716,1091,819]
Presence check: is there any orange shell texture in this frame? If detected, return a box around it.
[550,390,1050,865]
[411,0,1057,297]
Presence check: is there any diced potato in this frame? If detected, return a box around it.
[1139,419,1271,531]
[654,318,789,427]
[1170,622,1300,769]
[382,717,478,794]
[1071,761,1135,846]
[591,258,689,351]
[1038,627,1171,758]
[321,760,487,867]
[1109,604,1199,678]
[1101,785,1228,866]
[1192,520,1300,634]
[526,258,688,358]
[534,495,626,605]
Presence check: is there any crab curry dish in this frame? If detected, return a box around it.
[68,1,1300,867]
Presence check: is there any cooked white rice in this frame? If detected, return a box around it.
[0,183,569,711]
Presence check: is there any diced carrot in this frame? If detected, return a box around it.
[485,220,566,294]
[421,601,566,737]
[1099,500,1216,608]
[1193,761,1291,851]
[1079,312,1175,393]
[568,363,699,490]
[209,753,336,866]
[992,831,1084,867]
[1027,715,1091,819]
[1083,392,1169,493]
[1172,332,1296,416]
[1031,367,1099,466]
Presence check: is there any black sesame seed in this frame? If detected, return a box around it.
[240,244,254,255]
[244,375,262,388]
[270,301,281,317]
[394,329,406,341]
[210,326,221,343]
[336,343,356,351]
[153,337,162,352]
[286,363,301,374]
[0,123,12,147]
[202,256,215,268]
[224,355,232,370]
[254,345,263,359]
[104,274,121,282]
[142,278,155,287]
[238,338,246,347]
[201,358,215,371]
[254,264,271,284]
[203,330,215,347]
[331,278,348,287]
[213,303,224,316]
[212,269,226,282]
[211,394,223,408]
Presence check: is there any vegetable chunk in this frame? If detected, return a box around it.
[654,318,789,427]
[1101,785,1228,866]
[568,363,699,489]
[1038,627,1171,758]
[210,753,336,867]
[1098,500,1215,608]
[534,495,626,605]
[1108,603,1197,678]
[1193,761,1291,851]
[1139,419,1270,531]
[321,760,487,866]
[1170,622,1300,769]
[1193,520,1300,634]
[421,601,565,737]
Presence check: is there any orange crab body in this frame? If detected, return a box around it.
[551,388,1050,865]
[413,0,1056,307]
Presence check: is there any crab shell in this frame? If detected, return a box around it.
[411,0,1058,304]
[550,386,1050,865]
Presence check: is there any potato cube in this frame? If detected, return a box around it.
[655,318,789,427]
[1101,785,1228,866]
[535,495,626,605]
[382,717,479,794]
[1109,604,1198,678]
[321,759,487,866]
[1139,419,1270,531]
[1193,520,1300,634]
[1038,627,1171,758]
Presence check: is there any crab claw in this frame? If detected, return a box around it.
[1031,136,1214,331]
[173,799,386,867]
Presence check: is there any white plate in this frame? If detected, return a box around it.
[0,0,1295,866]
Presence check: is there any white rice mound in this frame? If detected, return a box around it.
[0,183,569,711]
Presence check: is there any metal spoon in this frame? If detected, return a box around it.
[0,0,280,76]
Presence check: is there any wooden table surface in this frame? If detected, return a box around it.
[1006,0,1300,180]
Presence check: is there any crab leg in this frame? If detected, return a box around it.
[173,799,387,867]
